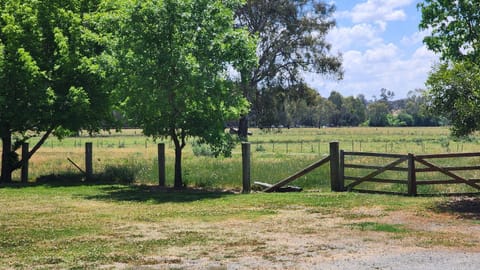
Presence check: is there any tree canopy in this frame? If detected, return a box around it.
[235,0,343,137]
[419,0,480,136]
[0,0,113,183]
[113,0,256,188]
[426,61,480,136]
[419,0,480,62]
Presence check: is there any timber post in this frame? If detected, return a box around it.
[330,141,342,191]
[339,149,345,191]
[242,142,251,194]
[158,143,166,187]
[85,142,93,180]
[407,153,417,196]
[21,143,29,183]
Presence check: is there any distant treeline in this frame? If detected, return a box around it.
[246,85,443,128]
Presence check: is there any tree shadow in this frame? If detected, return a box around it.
[83,185,236,204]
[0,164,138,188]
[434,196,480,220]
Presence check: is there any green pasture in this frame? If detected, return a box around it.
[1,127,480,268]
[6,127,480,194]
[0,185,457,269]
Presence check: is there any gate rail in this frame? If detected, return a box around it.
[341,151,480,196]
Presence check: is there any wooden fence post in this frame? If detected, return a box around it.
[330,141,342,191]
[339,149,345,191]
[242,142,251,194]
[21,143,29,183]
[407,153,417,196]
[85,142,93,180]
[158,143,166,187]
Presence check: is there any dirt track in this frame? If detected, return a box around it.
[106,197,480,269]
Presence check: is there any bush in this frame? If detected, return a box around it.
[99,164,139,184]
[192,141,215,157]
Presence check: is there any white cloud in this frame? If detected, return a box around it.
[304,0,439,99]
[305,43,437,99]
[346,0,413,24]
[327,23,382,51]
[401,29,431,46]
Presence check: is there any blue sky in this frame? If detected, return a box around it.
[305,0,439,99]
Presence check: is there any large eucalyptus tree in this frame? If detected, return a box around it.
[235,0,343,138]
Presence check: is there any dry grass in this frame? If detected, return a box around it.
[1,185,479,269]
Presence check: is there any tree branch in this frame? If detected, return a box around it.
[11,126,55,172]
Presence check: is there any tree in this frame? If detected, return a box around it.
[341,96,367,126]
[327,91,343,126]
[0,0,113,183]
[419,1,480,135]
[425,61,480,136]
[368,102,390,127]
[235,0,343,138]
[419,0,480,62]
[114,0,256,188]
[404,89,441,126]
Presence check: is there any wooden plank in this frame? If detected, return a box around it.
[67,157,87,175]
[344,164,408,172]
[85,142,93,180]
[346,156,408,190]
[21,143,29,183]
[414,157,480,191]
[415,165,480,172]
[344,176,407,184]
[330,142,341,191]
[416,152,480,159]
[417,179,480,185]
[254,181,302,192]
[263,156,330,192]
[343,152,407,158]
[242,142,251,194]
[417,180,465,185]
[408,153,416,196]
[158,143,166,187]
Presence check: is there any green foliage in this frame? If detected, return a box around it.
[396,112,414,127]
[419,0,480,62]
[426,61,480,136]
[419,1,480,136]
[0,0,114,182]
[191,141,215,157]
[235,0,343,135]
[368,102,389,127]
[112,0,256,187]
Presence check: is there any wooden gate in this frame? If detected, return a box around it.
[341,150,480,196]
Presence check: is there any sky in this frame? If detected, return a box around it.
[304,0,439,100]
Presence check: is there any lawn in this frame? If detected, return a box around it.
[0,184,479,269]
[2,127,480,268]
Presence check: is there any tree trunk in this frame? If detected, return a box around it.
[172,134,184,189]
[1,130,12,183]
[174,145,183,189]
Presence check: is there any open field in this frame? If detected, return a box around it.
[0,185,479,269]
[1,127,480,269]
[8,127,480,194]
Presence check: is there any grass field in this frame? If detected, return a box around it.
[1,127,480,269]
[0,185,479,269]
[9,126,480,194]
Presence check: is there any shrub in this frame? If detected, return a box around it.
[192,141,215,157]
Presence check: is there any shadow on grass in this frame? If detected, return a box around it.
[0,164,138,188]
[83,185,236,204]
[434,196,480,220]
